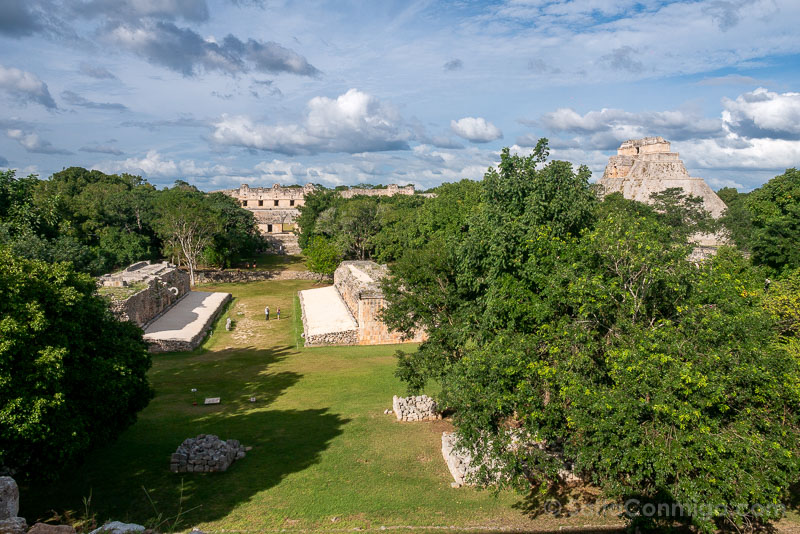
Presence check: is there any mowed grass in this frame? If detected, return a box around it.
[21,278,624,533]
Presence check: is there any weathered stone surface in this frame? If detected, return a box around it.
[193,269,322,285]
[144,292,231,353]
[392,395,441,422]
[99,262,190,328]
[0,517,26,534]
[299,260,426,347]
[88,522,144,534]
[598,137,728,252]
[170,435,247,473]
[0,477,19,520]
[217,183,424,241]
[27,522,77,534]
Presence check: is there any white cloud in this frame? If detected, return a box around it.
[721,88,800,139]
[94,150,237,179]
[0,65,57,109]
[212,89,413,155]
[450,117,503,143]
[6,129,71,154]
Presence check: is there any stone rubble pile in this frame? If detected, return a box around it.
[0,476,26,534]
[170,434,247,473]
[392,395,441,422]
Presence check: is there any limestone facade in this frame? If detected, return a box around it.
[599,137,728,249]
[334,261,427,345]
[217,183,420,239]
[298,260,426,347]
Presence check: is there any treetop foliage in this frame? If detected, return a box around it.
[379,140,800,531]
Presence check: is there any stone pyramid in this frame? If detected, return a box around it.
[599,137,727,218]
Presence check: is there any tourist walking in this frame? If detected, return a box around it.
[265,305,269,321]
[276,307,281,320]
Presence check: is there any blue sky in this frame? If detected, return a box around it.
[1,0,799,191]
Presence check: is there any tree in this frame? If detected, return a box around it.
[304,236,341,279]
[382,141,800,531]
[747,168,800,273]
[153,188,222,285]
[0,248,153,480]
[717,186,753,252]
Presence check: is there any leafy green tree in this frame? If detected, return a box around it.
[295,188,339,250]
[153,187,223,285]
[382,141,800,531]
[0,248,153,480]
[201,192,261,268]
[304,236,342,279]
[747,168,800,273]
[717,186,753,252]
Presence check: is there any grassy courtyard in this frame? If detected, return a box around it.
[21,278,624,533]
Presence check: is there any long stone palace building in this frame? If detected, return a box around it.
[217,183,419,253]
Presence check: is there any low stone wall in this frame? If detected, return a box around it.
[146,293,231,353]
[441,432,580,487]
[392,395,441,421]
[297,289,358,346]
[170,434,247,473]
[194,269,323,284]
[304,329,358,346]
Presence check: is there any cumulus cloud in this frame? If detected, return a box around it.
[105,21,319,77]
[6,129,71,154]
[443,58,463,71]
[95,149,234,178]
[61,90,129,111]
[78,62,117,80]
[450,117,503,143]
[212,89,412,155]
[721,87,800,140]
[0,65,57,109]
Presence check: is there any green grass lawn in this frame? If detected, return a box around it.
[21,279,625,533]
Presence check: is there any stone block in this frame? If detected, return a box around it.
[0,517,26,534]
[0,477,18,520]
[28,523,77,534]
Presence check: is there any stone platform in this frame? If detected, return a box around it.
[298,285,358,345]
[143,291,231,352]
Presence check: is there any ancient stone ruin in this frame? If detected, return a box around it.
[99,261,190,328]
[442,432,479,487]
[0,477,27,534]
[99,261,231,353]
[216,183,431,254]
[392,395,441,422]
[170,434,247,473]
[298,261,427,346]
[441,432,580,488]
[598,137,728,253]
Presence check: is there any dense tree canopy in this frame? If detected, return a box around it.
[0,168,261,277]
[381,141,800,531]
[0,249,154,480]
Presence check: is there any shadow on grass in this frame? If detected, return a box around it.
[20,345,349,528]
[21,407,350,528]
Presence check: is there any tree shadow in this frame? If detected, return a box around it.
[20,346,349,527]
